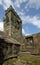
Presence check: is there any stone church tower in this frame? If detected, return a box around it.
[4,6,22,41]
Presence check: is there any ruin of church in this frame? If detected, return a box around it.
[0,6,40,65]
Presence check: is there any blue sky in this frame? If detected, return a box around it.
[0,0,40,36]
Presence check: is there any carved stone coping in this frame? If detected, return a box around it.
[4,37,21,45]
[0,37,21,46]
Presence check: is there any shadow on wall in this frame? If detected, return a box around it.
[0,46,4,65]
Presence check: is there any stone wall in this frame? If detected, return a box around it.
[0,38,20,65]
[23,33,40,54]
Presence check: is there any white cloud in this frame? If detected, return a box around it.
[18,10,25,16]
[3,0,13,10]
[25,0,40,9]
[14,0,20,8]
[19,0,27,3]
[22,28,30,36]
[0,0,40,10]
[0,0,27,9]
[0,21,4,31]
[25,34,31,36]
[0,0,14,10]
[0,0,25,10]
[22,28,25,35]
[13,0,27,8]
[0,0,2,5]
[21,15,40,28]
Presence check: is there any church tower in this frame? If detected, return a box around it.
[3,6,22,41]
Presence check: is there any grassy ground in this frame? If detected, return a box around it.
[16,53,40,65]
[3,53,40,65]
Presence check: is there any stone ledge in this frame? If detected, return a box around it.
[4,55,17,61]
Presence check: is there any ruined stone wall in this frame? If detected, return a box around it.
[0,38,20,65]
[23,33,40,54]
[32,33,40,54]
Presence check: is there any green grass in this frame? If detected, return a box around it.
[3,54,40,65]
[18,53,40,65]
